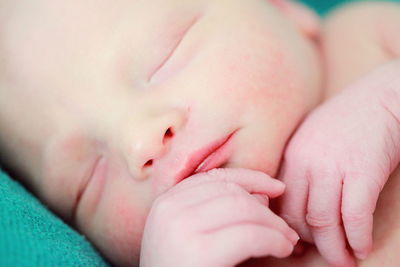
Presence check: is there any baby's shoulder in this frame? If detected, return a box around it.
[325,1,400,57]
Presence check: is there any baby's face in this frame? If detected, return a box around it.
[1,0,320,265]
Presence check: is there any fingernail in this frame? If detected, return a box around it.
[290,232,300,245]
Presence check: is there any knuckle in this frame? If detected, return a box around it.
[342,207,370,225]
[218,193,259,217]
[287,144,341,170]
[205,168,228,180]
[220,192,249,207]
[224,182,244,193]
[214,181,245,195]
[280,213,303,227]
[306,211,338,229]
[231,194,255,210]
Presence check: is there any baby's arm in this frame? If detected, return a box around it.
[279,2,400,266]
[140,168,299,267]
[280,61,400,266]
[322,1,400,99]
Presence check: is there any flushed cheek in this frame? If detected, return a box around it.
[88,170,153,265]
[210,54,299,115]
[96,195,148,265]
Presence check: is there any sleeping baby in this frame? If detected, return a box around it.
[0,0,399,266]
[0,0,321,265]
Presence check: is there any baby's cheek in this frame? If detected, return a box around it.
[98,199,145,265]
[91,174,153,266]
[218,57,307,117]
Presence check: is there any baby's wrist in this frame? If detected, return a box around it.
[368,60,400,170]
[372,60,400,124]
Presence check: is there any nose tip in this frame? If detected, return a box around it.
[125,109,186,180]
[127,127,172,180]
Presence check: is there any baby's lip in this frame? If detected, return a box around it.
[150,129,238,194]
[173,130,237,184]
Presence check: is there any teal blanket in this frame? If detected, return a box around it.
[302,0,400,15]
[0,170,108,266]
[1,0,399,266]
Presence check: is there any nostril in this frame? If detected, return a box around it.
[163,127,174,144]
[141,128,173,169]
[144,159,153,167]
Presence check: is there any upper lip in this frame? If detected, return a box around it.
[173,131,236,184]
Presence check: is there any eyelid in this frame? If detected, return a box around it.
[148,17,199,83]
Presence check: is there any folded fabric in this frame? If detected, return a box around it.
[0,169,108,267]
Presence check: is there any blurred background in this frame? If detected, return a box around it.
[301,0,398,15]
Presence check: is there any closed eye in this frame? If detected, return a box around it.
[148,17,199,83]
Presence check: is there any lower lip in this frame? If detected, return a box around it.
[194,134,234,173]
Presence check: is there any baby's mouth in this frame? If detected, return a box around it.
[173,130,237,184]
[193,135,233,174]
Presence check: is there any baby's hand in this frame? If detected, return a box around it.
[279,62,400,267]
[140,168,299,267]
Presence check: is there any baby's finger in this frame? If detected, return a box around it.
[278,162,312,242]
[204,224,295,266]
[253,193,269,206]
[307,172,356,267]
[342,175,382,259]
[174,168,285,197]
[160,179,272,210]
[185,192,299,244]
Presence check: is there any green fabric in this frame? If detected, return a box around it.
[0,170,108,267]
[301,0,352,15]
[301,0,400,15]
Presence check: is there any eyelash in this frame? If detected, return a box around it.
[147,17,199,83]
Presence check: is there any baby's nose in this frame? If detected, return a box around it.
[122,109,186,180]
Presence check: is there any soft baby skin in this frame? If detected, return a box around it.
[0,0,320,265]
[277,2,400,267]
